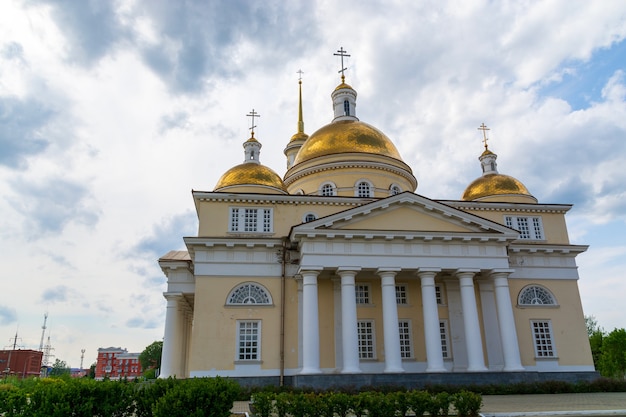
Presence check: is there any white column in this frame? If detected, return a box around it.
[160,293,182,378]
[337,268,362,373]
[301,268,322,374]
[417,269,446,372]
[492,270,525,371]
[456,270,487,371]
[378,268,404,373]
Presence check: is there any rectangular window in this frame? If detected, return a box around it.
[357,320,375,359]
[396,284,408,305]
[531,320,556,358]
[435,285,444,305]
[237,321,260,361]
[398,320,412,358]
[505,216,544,240]
[229,208,273,233]
[355,284,370,304]
[439,320,450,358]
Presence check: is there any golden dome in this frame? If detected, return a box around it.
[462,173,533,201]
[334,82,353,91]
[293,120,404,165]
[214,163,287,193]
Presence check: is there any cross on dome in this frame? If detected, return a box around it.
[478,123,490,150]
[334,47,351,82]
[297,69,304,82]
[246,109,260,137]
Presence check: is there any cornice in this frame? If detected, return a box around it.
[508,243,588,255]
[442,200,572,214]
[283,158,417,188]
[192,191,371,207]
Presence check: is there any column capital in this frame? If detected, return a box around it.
[454,269,480,278]
[337,266,362,274]
[163,292,183,301]
[488,269,515,277]
[416,268,441,274]
[376,267,401,275]
[298,266,323,277]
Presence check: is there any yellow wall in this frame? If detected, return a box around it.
[508,279,593,366]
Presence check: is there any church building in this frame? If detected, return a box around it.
[158,51,595,387]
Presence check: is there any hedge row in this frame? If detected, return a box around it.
[251,390,483,417]
[0,376,240,417]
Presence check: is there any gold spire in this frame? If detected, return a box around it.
[297,69,305,134]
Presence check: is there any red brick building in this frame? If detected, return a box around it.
[94,347,142,380]
[0,349,43,378]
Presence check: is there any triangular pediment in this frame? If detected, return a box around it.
[291,192,517,241]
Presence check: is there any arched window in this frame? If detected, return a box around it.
[304,213,317,222]
[356,181,372,197]
[227,283,272,305]
[344,100,350,116]
[390,184,402,195]
[518,285,557,306]
[320,183,336,196]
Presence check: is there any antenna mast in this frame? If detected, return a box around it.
[80,349,86,369]
[39,313,48,351]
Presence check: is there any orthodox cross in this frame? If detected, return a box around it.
[297,69,304,82]
[246,109,260,136]
[478,123,490,149]
[334,47,351,81]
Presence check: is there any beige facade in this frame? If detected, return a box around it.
[158,71,594,383]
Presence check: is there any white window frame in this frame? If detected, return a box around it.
[530,320,556,358]
[505,216,544,240]
[227,282,273,305]
[236,320,261,362]
[396,284,408,305]
[355,284,371,305]
[320,182,336,196]
[518,285,557,306]
[389,184,402,195]
[303,212,317,223]
[355,180,373,198]
[357,320,376,359]
[439,320,451,359]
[398,320,413,359]
[229,207,273,233]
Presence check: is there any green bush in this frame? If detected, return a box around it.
[0,383,29,417]
[152,377,241,417]
[250,391,275,417]
[407,389,432,416]
[452,390,483,417]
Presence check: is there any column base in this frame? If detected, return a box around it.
[299,368,322,375]
[341,368,362,374]
[383,367,405,373]
[425,366,447,373]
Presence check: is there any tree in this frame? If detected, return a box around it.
[598,328,626,379]
[585,315,604,369]
[139,340,163,377]
[49,358,70,377]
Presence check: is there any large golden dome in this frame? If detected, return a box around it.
[293,120,404,165]
[462,173,533,201]
[214,163,287,193]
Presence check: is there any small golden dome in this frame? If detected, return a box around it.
[214,163,287,193]
[462,173,534,201]
[289,131,309,143]
[334,82,353,91]
[293,120,404,165]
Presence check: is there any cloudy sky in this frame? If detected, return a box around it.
[1,0,625,369]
